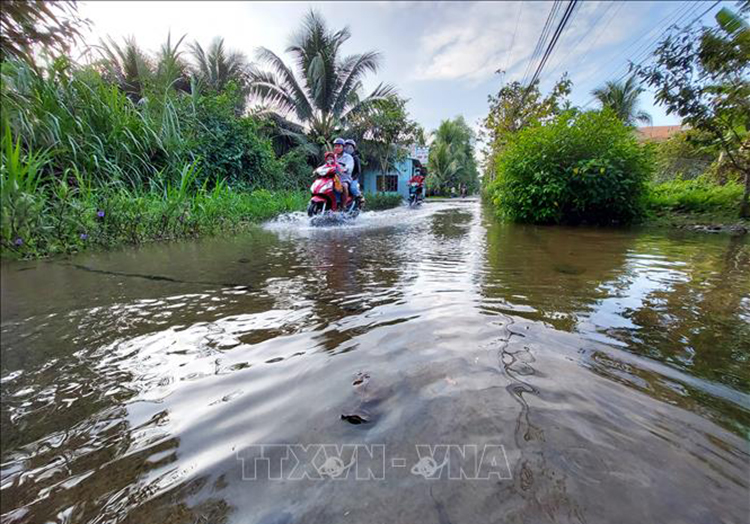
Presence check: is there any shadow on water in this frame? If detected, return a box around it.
[1,200,748,524]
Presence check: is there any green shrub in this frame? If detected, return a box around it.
[646,176,744,214]
[278,147,313,191]
[488,109,654,225]
[365,192,402,210]
[187,86,283,189]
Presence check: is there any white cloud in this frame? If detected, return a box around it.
[410,1,638,85]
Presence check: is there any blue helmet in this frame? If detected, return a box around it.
[333,137,346,146]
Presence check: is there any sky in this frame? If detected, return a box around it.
[76,1,729,136]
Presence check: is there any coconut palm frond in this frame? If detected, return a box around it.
[254,47,314,121]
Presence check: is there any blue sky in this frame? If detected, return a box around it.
[78,1,729,135]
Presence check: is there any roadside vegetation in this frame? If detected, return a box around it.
[1,5,425,259]
[483,3,749,227]
[426,117,480,196]
[363,192,403,211]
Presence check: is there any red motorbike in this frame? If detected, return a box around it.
[307,155,361,217]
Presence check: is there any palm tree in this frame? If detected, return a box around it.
[248,10,395,153]
[427,141,462,193]
[591,76,652,126]
[188,37,250,94]
[427,117,479,194]
[97,36,153,102]
[155,32,190,94]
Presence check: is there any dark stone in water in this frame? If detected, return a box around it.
[341,413,369,424]
[237,257,251,263]
[553,263,585,275]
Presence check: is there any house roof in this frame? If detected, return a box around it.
[636,125,683,142]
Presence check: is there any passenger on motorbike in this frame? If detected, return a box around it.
[333,137,354,208]
[344,139,363,205]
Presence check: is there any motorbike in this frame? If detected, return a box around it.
[408,181,424,207]
[307,163,361,218]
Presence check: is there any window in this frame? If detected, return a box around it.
[376,174,399,192]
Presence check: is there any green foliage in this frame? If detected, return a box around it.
[0,0,89,66]
[364,192,402,210]
[278,147,313,190]
[1,161,307,258]
[187,86,282,188]
[645,176,744,214]
[634,3,750,217]
[488,110,654,225]
[481,74,572,181]
[1,58,167,188]
[347,94,422,174]
[427,117,479,195]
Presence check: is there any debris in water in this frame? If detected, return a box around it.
[353,372,370,386]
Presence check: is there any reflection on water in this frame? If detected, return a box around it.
[1,201,748,523]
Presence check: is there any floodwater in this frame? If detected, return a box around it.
[1,200,748,524]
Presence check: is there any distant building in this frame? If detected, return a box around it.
[636,125,684,142]
[361,157,423,200]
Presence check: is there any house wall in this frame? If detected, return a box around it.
[361,158,417,200]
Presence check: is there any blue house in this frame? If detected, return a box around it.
[361,157,423,200]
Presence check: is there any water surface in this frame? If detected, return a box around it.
[1,201,748,523]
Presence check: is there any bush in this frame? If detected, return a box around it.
[488,110,654,225]
[646,176,744,214]
[187,86,284,189]
[365,192,402,210]
[278,147,313,191]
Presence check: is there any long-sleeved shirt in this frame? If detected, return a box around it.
[336,152,354,183]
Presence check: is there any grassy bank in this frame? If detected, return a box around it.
[2,173,306,259]
[644,178,748,229]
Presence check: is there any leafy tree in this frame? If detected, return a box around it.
[481,74,572,183]
[427,117,479,194]
[347,95,422,174]
[0,0,89,66]
[248,10,395,155]
[634,3,750,217]
[591,76,652,126]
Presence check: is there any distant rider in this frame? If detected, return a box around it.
[345,139,363,205]
[333,137,354,208]
[408,167,426,202]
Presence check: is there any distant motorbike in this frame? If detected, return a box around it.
[408,181,424,207]
[307,163,361,218]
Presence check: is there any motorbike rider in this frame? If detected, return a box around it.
[333,137,354,208]
[408,166,426,202]
[344,139,363,205]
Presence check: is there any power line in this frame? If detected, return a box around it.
[582,0,718,109]
[526,0,580,90]
[520,0,563,86]
[582,1,694,96]
[544,0,623,82]
[502,1,524,77]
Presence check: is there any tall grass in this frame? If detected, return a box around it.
[0,58,309,258]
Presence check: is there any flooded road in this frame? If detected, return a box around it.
[1,200,748,524]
